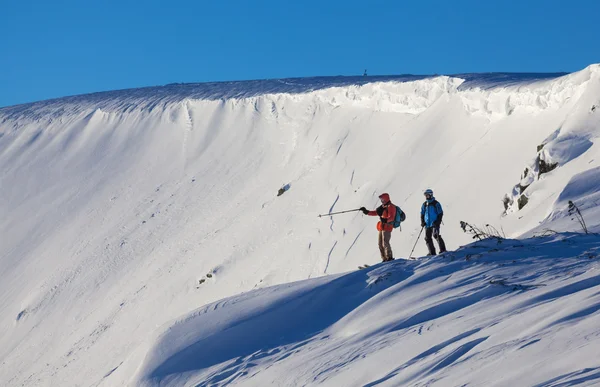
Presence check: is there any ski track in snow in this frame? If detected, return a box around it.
[344,230,364,258]
[324,241,337,274]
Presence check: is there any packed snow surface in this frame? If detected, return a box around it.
[1,65,600,386]
[130,234,600,386]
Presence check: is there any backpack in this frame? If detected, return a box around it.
[392,205,406,228]
[424,200,439,216]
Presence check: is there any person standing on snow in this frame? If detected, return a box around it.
[360,193,396,262]
[421,189,447,256]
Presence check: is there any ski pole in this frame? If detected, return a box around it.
[408,226,424,259]
[318,208,362,218]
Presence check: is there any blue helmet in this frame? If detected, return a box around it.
[424,189,434,196]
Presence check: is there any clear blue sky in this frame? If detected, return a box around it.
[2,0,599,107]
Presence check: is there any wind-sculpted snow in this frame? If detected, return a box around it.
[532,167,600,236]
[0,69,590,122]
[456,71,568,89]
[1,64,600,386]
[459,65,599,119]
[127,234,600,387]
[501,64,600,217]
[0,75,431,121]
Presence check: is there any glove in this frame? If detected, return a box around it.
[360,207,368,215]
[421,221,426,227]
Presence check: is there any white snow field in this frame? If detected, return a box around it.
[0,65,599,386]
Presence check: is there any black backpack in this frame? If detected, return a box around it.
[424,200,439,215]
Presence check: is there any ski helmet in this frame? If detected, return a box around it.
[424,189,434,196]
[379,193,390,203]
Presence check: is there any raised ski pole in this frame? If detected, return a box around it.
[318,208,361,217]
[408,226,425,259]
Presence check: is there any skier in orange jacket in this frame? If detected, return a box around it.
[360,193,396,262]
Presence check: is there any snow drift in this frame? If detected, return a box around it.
[1,65,600,386]
[128,234,600,386]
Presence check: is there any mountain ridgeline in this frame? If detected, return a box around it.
[1,65,600,386]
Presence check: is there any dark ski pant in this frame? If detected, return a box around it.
[424,226,446,255]
[378,230,393,261]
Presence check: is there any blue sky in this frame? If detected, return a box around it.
[1,0,599,107]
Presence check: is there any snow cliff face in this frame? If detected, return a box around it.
[0,66,599,386]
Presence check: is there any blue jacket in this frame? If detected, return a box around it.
[421,198,443,228]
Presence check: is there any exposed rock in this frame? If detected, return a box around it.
[518,195,529,210]
[502,195,512,211]
[518,183,530,194]
[277,183,291,197]
[538,158,558,177]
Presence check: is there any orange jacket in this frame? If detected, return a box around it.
[368,203,396,232]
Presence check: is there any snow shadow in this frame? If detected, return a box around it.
[363,328,483,386]
[533,367,600,387]
[145,264,414,383]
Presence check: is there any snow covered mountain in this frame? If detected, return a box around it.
[127,233,600,386]
[1,65,599,386]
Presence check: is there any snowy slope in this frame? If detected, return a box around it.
[0,65,599,386]
[123,234,600,387]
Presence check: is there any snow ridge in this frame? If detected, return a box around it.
[2,68,593,123]
[1,64,600,387]
[127,234,600,387]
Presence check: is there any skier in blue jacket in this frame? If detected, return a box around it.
[420,189,447,255]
